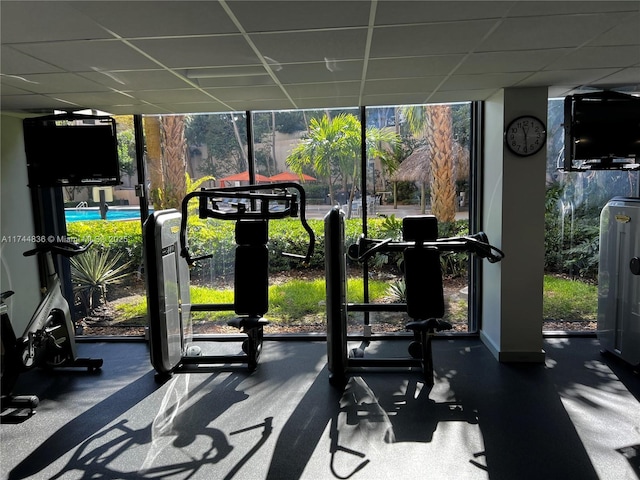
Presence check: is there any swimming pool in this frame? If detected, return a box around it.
[64,207,147,223]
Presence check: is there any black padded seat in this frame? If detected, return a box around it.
[227,316,268,331]
[406,318,452,333]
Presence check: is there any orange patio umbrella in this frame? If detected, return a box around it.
[269,171,317,183]
[217,170,271,186]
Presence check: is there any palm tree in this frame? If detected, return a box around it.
[161,115,187,210]
[286,113,399,217]
[404,105,457,222]
[143,116,163,209]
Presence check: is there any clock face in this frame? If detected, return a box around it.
[505,116,547,156]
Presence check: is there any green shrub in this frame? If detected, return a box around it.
[67,220,142,273]
[67,215,473,282]
[71,247,133,312]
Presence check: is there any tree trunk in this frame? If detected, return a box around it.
[426,105,456,223]
[270,111,277,176]
[143,116,163,209]
[230,114,248,170]
[161,115,187,210]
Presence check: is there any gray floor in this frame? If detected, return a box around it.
[1,336,639,480]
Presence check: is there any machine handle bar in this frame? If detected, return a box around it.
[23,241,92,258]
[180,182,315,266]
[350,232,504,263]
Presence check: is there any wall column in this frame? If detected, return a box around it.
[480,88,547,363]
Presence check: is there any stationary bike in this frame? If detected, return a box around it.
[1,241,103,416]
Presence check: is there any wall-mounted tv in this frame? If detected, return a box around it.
[23,113,121,187]
[563,91,640,171]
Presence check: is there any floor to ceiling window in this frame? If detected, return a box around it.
[543,98,639,333]
[62,115,146,336]
[71,102,477,337]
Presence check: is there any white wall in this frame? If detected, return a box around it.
[480,88,547,363]
[1,115,41,334]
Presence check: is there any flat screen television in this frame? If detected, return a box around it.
[23,114,121,187]
[563,91,640,171]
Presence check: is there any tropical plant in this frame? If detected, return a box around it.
[143,115,164,209]
[71,248,133,312]
[403,104,457,222]
[387,279,407,302]
[160,115,188,210]
[286,113,400,218]
[185,113,250,178]
[116,129,136,186]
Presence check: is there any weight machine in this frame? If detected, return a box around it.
[144,182,315,378]
[325,208,504,387]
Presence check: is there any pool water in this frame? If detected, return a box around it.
[64,207,146,223]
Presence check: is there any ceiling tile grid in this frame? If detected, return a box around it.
[0,0,637,115]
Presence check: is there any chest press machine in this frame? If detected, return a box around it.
[325,208,504,387]
[144,183,314,378]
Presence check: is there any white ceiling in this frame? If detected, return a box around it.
[1,0,639,116]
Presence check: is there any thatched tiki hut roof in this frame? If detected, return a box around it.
[390,146,432,183]
[390,145,432,213]
[389,143,469,215]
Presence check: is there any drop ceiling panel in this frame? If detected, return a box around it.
[0,1,110,43]
[12,40,159,72]
[249,29,369,64]
[0,84,33,96]
[364,77,444,96]
[132,89,215,104]
[286,82,361,99]
[152,103,231,114]
[371,21,498,58]
[274,61,363,84]
[292,96,361,110]
[440,72,533,91]
[79,70,193,90]
[193,75,276,88]
[519,68,622,87]
[0,94,82,112]
[374,1,509,24]
[130,36,260,68]
[587,13,640,46]
[509,1,639,16]
[106,104,170,115]
[0,47,64,75]
[456,50,573,75]
[184,65,269,77]
[584,67,640,89]
[70,1,239,37]
[367,56,464,79]
[361,92,434,106]
[0,73,111,94]
[545,46,640,70]
[479,13,631,52]
[0,1,638,115]
[426,89,500,103]
[53,91,148,107]
[228,1,371,32]
[204,85,288,102]
[226,99,298,111]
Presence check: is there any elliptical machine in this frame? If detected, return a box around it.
[1,241,103,416]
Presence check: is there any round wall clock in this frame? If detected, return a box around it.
[504,115,547,157]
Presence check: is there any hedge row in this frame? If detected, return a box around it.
[66,216,471,283]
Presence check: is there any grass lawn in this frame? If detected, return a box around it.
[113,277,391,325]
[112,273,598,328]
[543,274,597,321]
